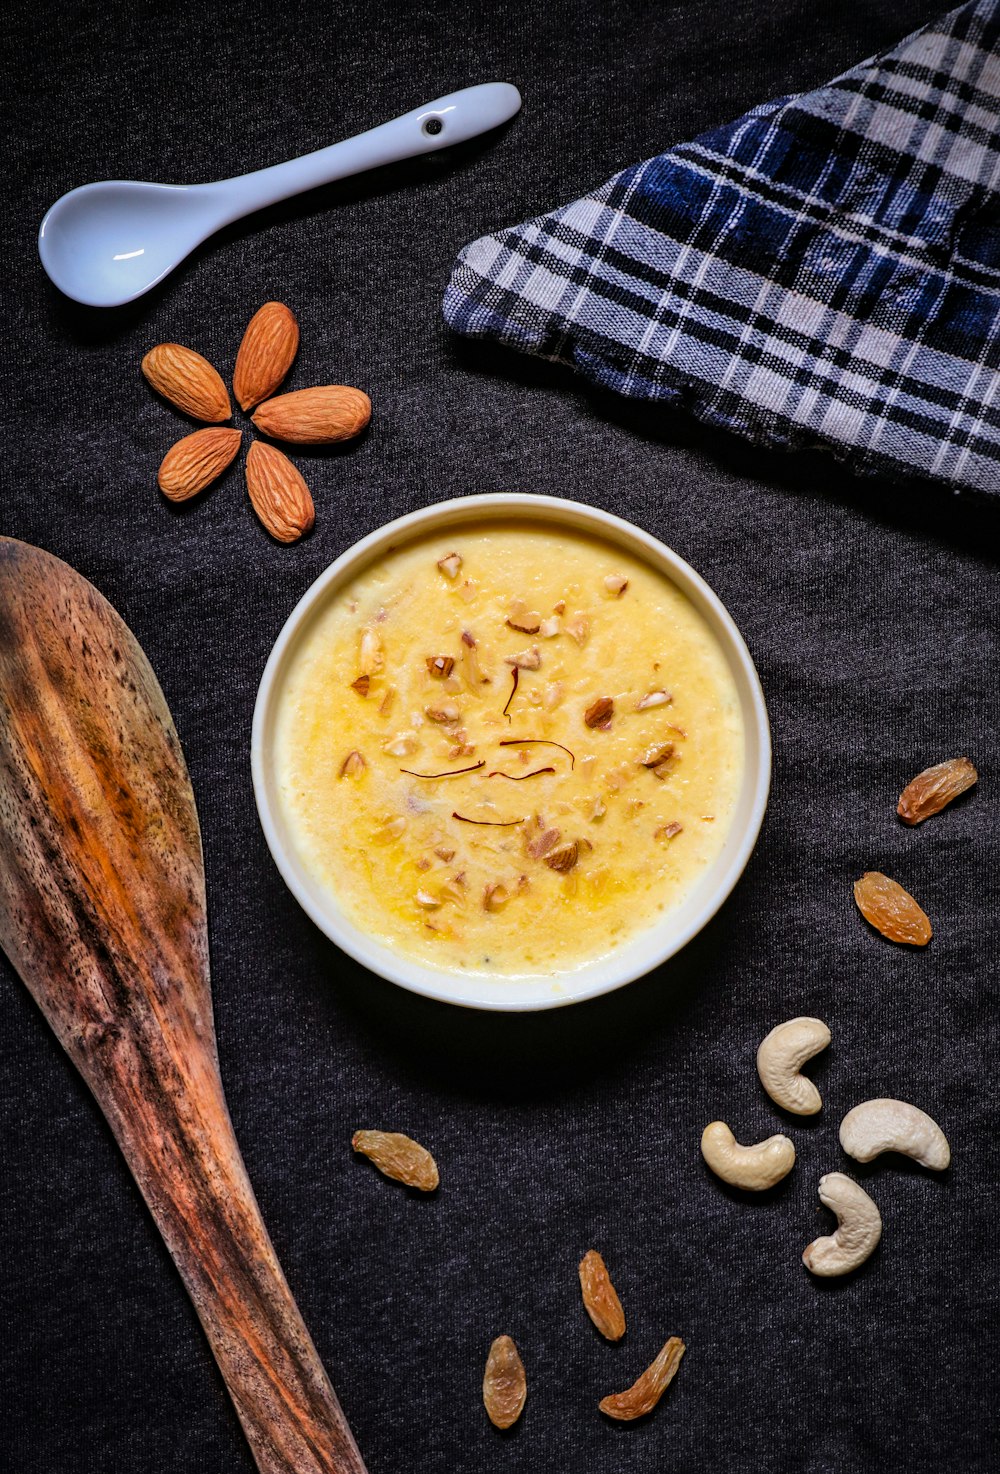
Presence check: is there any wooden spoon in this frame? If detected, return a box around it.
[0,539,368,1474]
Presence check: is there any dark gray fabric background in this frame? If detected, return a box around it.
[1,2,997,1471]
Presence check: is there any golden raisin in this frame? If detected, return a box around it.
[483,1335,526,1429]
[579,1250,626,1342]
[599,1336,686,1421]
[853,872,932,946]
[351,1130,439,1191]
[897,757,977,825]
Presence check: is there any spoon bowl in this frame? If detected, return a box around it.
[38,82,522,308]
[39,180,221,307]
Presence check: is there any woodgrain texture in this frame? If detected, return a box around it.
[0,538,368,1474]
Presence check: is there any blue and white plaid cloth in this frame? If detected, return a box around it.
[444,2,1000,493]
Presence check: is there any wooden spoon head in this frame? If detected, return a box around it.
[0,539,212,1074]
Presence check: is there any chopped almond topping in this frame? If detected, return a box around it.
[458,580,476,603]
[636,689,671,710]
[553,600,566,614]
[359,628,384,676]
[425,704,460,725]
[655,822,683,841]
[589,795,607,821]
[565,614,590,646]
[505,646,541,670]
[416,857,431,871]
[372,816,406,843]
[545,840,580,873]
[585,696,614,729]
[437,552,462,579]
[339,750,366,778]
[383,732,417,757]
[483,882,509,912]
[538,615,560,638]
[434,847,456,862]
[427,655,455,678]
[527,827,562,859]
[542,681,564,710]
[351,674,371,697]
[506,600,542,634]
[641,742,675,769]
[603,573,629,596]
[461,629,476,647]
[378,685,396,716]
[415,890,440,908]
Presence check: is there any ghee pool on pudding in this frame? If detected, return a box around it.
[273,521,744,977]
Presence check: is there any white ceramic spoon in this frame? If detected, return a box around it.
[38,81,521,308]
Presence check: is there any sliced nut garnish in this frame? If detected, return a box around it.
[359,628,384,676]
[351,674,371,697]
[437,551,462,579]
[458,579,476,603]
[527,827,561,859]
[378,684,396,716]
[590,795,607,821]
[505,646,541,670]
[483,882,509,912]
[542,681,564,710]
[655,821,682,841]
[352,1130,439,1191]
[603,573,629,596]
[545,840,580,873]
[372,816,406,843]
[434,847,455,862]
[641,742,675,770]
[585,696,614,729]
[415,889,440,908]
[383,732,417,757]
[425,704,460,725]
[565,613,590,646]
[636,689,671,710]
[553,599,566,614]
[506,601,542,634]
[339,750,366,778]
[427,655,455,678]
[538,615,560,638]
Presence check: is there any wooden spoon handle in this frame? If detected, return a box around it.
[84,1025,368,1474]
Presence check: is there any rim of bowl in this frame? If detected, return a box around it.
[251,493,771,1011]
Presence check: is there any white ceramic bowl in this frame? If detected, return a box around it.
[252,494,770,1010]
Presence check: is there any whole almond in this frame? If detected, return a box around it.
[157,427,242,502]
[252,385,371,444]
[245,441,314,544]
[233,301,300,411]
[141,343,231,422]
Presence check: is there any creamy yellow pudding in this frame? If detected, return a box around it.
[273,521,744,977]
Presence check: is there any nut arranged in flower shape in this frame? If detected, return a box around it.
[143,302,369,542]
[271,522,745,977]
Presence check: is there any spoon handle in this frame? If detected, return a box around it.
[209,81,520,223]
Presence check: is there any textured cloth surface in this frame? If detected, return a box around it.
[445,1,1000,493]
[1,3,999,1474]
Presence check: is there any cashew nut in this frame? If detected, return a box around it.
[756,1017,831,1115]
[700,1121,795,1190]
[840,1098,950,1170]
[802,1172,882,1276]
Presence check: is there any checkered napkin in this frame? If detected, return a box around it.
[444,2,1000,494]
